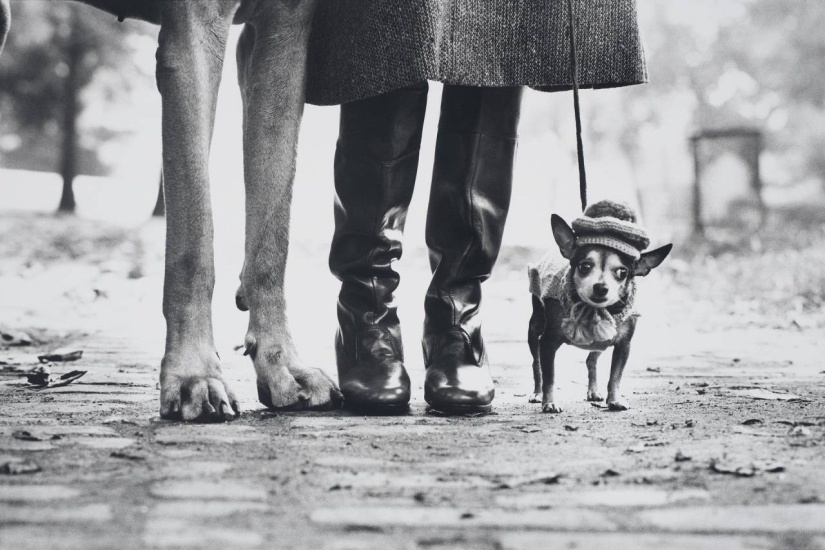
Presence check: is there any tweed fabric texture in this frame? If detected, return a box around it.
[306,0,647,106]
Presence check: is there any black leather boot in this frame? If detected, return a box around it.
[423,85,523,414]
[329,82,428,412]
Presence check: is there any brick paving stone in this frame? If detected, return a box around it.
[149,499,268,518]
[0,503,111,523]
[0,425,119,437]
[153,425,265,445]
[636,505,825,534]
[495,488,711,508]
[149,480,268,501]
[0,485,81,501]
[314,456,392,469]
[0,438,55,451]
[72,436,137,449]
[499,532,782,550]
[0,527,115,550]
[310,506,618,531]
[324,471,497,489]
[142,519,264,548]
[35,392,153,403]
[157,461,233,478]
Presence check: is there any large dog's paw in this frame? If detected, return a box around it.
[541,402,563,414]
[586,389,604,402]
[528,393,542,404]
[607,396,630,411]
[250,340,342,411]
[160,351,239,422]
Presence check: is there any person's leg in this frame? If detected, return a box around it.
[329,82,428,411]
[423,84,523,414]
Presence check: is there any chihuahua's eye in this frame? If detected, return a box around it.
[615,267,628,281]
[577,263,592,275]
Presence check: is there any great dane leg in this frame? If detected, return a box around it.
[156,1,240,421]
[236,1,342,410]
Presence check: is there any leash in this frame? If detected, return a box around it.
[567,0,587,212]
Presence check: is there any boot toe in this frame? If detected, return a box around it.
[424,363,494,414]
[339,362,411,412]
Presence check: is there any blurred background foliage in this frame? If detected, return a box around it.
[0,1,154,212]
[0,0,824,227]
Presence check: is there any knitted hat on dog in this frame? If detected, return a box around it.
[572,201,650,260]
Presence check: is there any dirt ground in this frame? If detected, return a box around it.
[1,211,824,550]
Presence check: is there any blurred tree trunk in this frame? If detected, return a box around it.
[57,12,81,214]
[152,170,165,217]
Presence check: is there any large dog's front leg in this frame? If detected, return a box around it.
[236,1,341,410]
[156,1,239,421]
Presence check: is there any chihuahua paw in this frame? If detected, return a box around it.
[528,393,541,403]
[607,397,630,411]
[541,402,563,414]
[586,390,604,402]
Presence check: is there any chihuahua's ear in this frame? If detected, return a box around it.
[635,244,673,277]
[551,214,577,259]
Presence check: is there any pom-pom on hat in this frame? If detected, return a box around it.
[571,201,650,260]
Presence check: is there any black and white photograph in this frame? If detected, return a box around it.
[0,0,823,548]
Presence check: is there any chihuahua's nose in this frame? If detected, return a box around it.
[593,283,609,297]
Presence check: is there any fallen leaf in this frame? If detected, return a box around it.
[788,426,812,437]
[110,450,147,461]
[30,370,88,390]
[0,460,41,475]
[11,430,43,442]
[710,459,756,477]
[727,388,807,401]
[742,418,764,425]
[675,450,692,462]
[0,328,34,347]
[26,366,51,387]
[38,350,83,363]
[759,462,785,473]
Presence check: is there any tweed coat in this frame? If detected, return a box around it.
[305,0,647,106]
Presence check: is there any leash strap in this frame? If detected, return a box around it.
[567,0,587,211]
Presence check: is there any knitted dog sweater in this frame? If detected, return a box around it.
[528,251,638,350]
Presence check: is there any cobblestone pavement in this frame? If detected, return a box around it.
[1,217,824,549]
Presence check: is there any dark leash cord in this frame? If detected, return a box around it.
[568,0,587,212]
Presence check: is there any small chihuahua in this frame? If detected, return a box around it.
[527,200,672,413]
